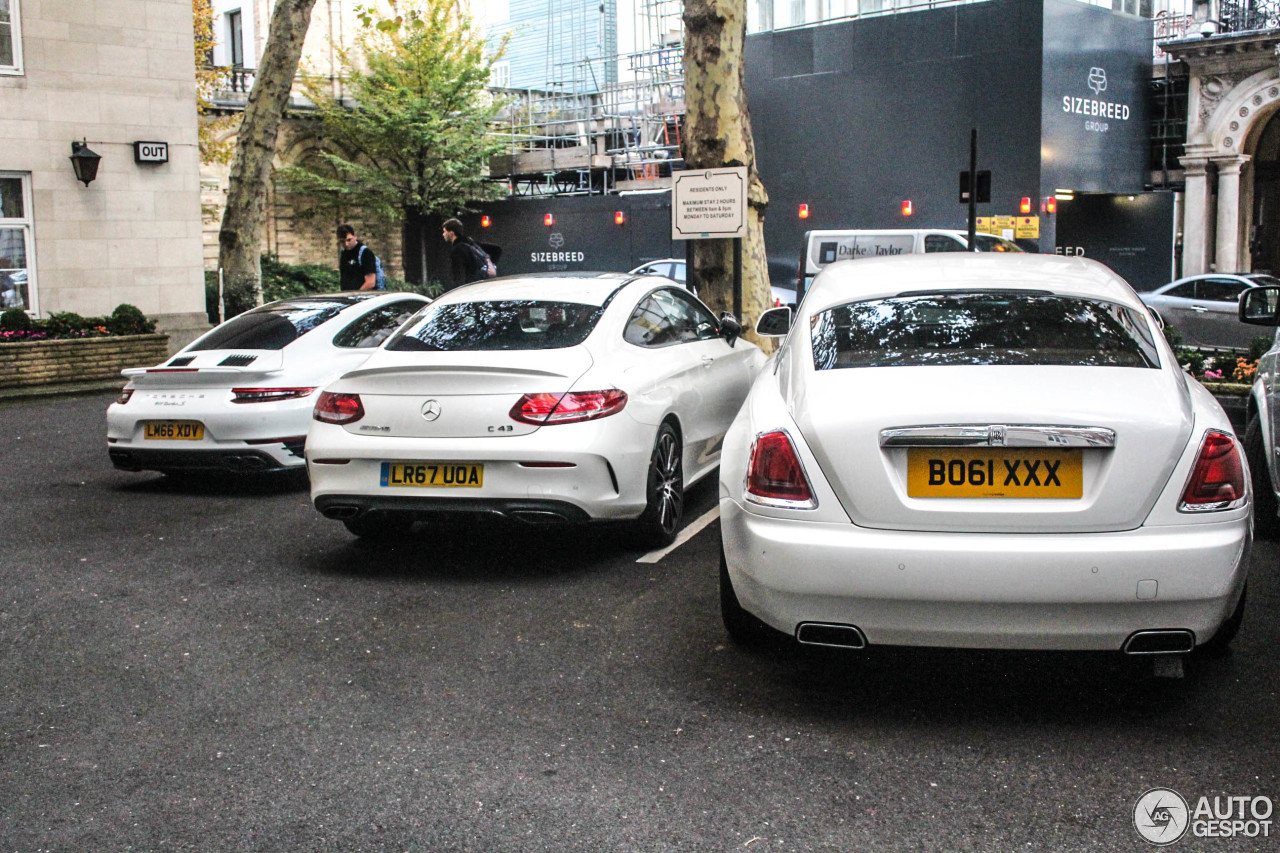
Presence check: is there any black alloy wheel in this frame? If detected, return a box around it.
[635,422,684,548]
[1244,416,1280,539]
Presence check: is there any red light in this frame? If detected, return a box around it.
[313,391,365,425]
[1181,430,1246,509]
[1020,197,1032,214]
[509,389,628,425]
[615,211,626,225]
[231,387,316,404]
[481,215,491,227]
[1045,197,1057,214]
[544,213,555,226]
[901,200,913,217]
[746,431,814,506]
[798,204,809,219]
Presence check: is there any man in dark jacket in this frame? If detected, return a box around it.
[442,218,489,290]
[337,224,377,291]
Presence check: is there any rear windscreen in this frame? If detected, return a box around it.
[189,300,350,351]
[386,300,604,351]
[811,291,1161,370]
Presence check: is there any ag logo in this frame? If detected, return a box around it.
[1134,788,1189,845]
[549,232,565,249]
[1088,66,1107,95]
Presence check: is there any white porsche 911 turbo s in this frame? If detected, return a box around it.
[719,253,1251,658]
[306,273,764,545]
[107,292,429,476]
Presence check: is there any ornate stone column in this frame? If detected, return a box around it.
[1214,155,1251,273]
[1180,154,1213,276]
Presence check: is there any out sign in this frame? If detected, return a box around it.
[133,141,169,164]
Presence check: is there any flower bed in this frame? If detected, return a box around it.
[0,334,170,392]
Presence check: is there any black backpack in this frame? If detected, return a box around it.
[466,242,497,280]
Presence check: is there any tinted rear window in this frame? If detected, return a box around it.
[811,291,1160,369]
[190,300,350,351]
[386,300,604,351]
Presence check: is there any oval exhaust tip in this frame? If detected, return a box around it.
[796,622,867,649]
[1122,629,1195,655]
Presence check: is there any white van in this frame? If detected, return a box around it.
[796,228,1022,296]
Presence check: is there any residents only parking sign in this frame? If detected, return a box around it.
[671,167,747,240]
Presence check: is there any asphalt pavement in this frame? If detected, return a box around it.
[1,393,1277,852]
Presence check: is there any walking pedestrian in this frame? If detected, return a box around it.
[442,218,496,290]
[337,224,378,291]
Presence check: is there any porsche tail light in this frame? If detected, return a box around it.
[746,430,816,508]
[232,387,316,404]
[1179,430,1246,511]
[509,390,628,425]
[314,391,365,425]
[115,388,134,405]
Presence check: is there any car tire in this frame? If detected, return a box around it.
[1244,417,1280,539]
[342,511,414,539]
[719,548,787,649]
[634,422,684,548]
[1198,584,1246,657]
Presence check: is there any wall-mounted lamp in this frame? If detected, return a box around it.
[69,140,102,187]
[798,203,810,219]
[901,200,913,217]
[614,211,626,225]
[544,213,555,226]
[480,215,491,228]
[1043,197,1057,214]
[1019,197,1032,214]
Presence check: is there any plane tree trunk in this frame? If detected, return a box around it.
[682,0,771,333]
[217,0,319,308]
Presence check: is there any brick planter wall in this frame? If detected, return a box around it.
[0,335,170,391]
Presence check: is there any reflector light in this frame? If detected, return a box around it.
[231,387,316,404]
[798,204,809,219]
[746,431,815,508]
[615,211,626,225]
[544,213,555,226]
[1020,197,1032,214]
[509,389,628,425]
[481,215,491,228]
[116,388,134,405]
[313,391,365,425]
[901,200,913,216]
[1180,430,1246,511]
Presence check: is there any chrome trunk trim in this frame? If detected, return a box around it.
[879,425,1116,448]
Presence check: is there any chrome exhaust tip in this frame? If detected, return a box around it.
[795,622,867,649]
[1122,629,1196,655]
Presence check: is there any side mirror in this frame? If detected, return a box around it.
[755,306,792,337]
[718,312,742,347]
[1240,286,1280,326]
[1148,307,1165,330]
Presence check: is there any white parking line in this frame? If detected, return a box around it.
[636,505,721,563]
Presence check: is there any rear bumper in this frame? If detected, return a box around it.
[314,493,591,524]
[108,440,305,473]
[720,498,1251,652]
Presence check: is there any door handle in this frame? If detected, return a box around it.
[1190,305,1209,312]
[701,356,716,366]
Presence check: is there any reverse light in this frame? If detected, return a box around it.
[313,391,365,425]
[115,388,134,405]
[232,387,316,404]
[509,390,628,425]
[745,430,816,508]
[1179,430,1247,511]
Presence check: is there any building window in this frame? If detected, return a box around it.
[490,60,510,88]
[0,173,34,312]
[0,0,23,75]
[227,9,244,67]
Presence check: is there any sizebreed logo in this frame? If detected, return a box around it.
[1063,66,1130,132]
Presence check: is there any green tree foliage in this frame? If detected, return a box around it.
[278,1,507,230]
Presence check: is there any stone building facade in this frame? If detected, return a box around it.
[0,0,209,349]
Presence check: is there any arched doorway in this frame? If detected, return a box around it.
[1251,110,1280,274]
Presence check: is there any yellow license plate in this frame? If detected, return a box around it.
[380,462,484,488]
[907,448,1082,498]
[144,421,205,440]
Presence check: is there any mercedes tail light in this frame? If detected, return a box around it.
[313,391,365,425]
[1179,430,1246,511]
[745,430,816,508]
[509,390,628,425]
[232,387,316,404]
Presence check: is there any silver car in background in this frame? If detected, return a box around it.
[1139,273,1280,350]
